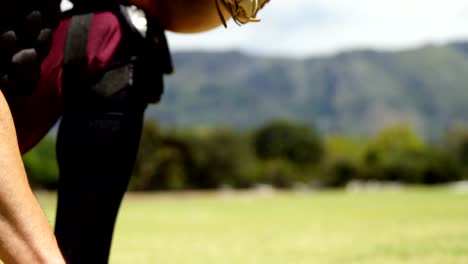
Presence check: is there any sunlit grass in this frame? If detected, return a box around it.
[36,187,468,264]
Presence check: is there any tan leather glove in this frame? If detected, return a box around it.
[216,0,270,27]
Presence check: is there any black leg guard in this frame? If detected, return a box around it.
[55,90,146,264]
[0,0,60,97]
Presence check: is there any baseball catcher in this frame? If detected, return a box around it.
[0,0,270,263]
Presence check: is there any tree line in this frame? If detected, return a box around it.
[24,120,468,191]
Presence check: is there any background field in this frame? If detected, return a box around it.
[37,187,468,264]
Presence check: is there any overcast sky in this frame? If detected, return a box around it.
[62,0,468,57]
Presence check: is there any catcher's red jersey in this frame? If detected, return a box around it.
[11,12,123,154]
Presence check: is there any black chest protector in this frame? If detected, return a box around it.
[62,4,173,106]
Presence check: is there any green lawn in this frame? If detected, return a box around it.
[36,187,468,264]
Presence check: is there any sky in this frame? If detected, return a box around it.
[61,0,468,58]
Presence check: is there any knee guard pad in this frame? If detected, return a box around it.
[0,0,60,97]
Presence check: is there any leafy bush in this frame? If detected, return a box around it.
[131,125,258,190]
[130,125,192,190]
[187,129,258,189]
[361,125,462,184]
[23,121,465,192]
[253,120,323,166]
[131,145,188,190]
[257,159,302,189]
[420,150,462,184]
[321,158,359,188]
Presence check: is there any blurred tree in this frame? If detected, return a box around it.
[257,159,299,189]
[366,125,426,159]
[364,125,426,182]
[131,124,258,190]
[131,123,194,190]
[131,122,163,190]
[445,125,468,166]
[253,120,323,166]
[322,158,359,188]
[363,125,461,183]
[188,129,257,189]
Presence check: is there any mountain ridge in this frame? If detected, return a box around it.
[145,40,468,138]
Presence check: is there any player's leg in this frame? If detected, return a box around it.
[54,87,147,263]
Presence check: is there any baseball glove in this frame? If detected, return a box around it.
[215,0,270,27]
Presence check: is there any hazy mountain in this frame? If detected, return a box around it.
[146,42,468,138]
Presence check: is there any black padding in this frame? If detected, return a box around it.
[41,0,61,29]
[18,10,43,45]
[0,31,17,67]
[36,28,53,59]
[11,48,37,65]
[0,31,17,55]
[9,48,40,96]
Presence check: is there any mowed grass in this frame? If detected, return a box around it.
[36,187,468,264]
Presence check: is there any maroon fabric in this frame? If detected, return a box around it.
[11,12,123,154]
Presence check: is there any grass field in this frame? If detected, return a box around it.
[36,187,468,264]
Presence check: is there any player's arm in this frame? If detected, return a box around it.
[0,90,64,264]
